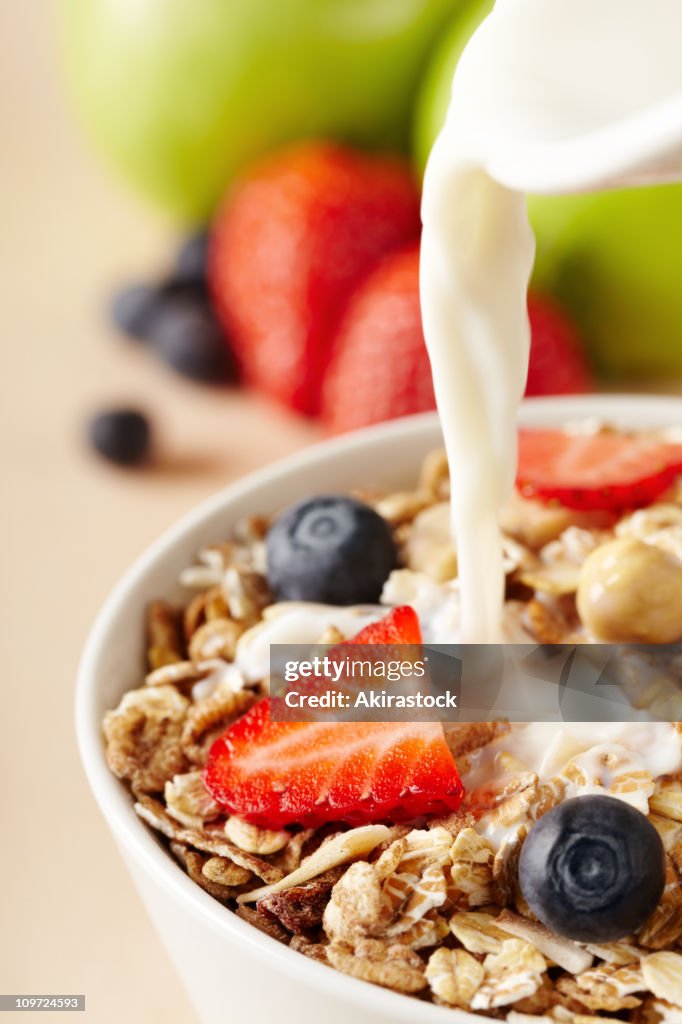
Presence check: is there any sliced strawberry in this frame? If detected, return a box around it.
[341,605,423,680]
[517,430,682,512]
[268,606,423,722]
[348,605,422,645]
[203,606,463,828]
[203,700,463,828]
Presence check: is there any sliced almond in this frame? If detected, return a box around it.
[519,562,581,596]
[237,824,391,904]
[450,910,512,955]
[642,951,682,1007]
[496,910,593,974]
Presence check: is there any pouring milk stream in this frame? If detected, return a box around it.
[420,0,682,643]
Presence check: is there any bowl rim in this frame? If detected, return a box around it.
[76,395,682,1024]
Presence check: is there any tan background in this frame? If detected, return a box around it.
[0,3,318,1021]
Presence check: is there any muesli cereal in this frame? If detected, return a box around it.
[103,429,682,1019]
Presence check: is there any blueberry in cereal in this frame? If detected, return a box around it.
[519,794,666,942]
[266,495,397,604]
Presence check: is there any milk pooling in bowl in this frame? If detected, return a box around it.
[420,0,682,643]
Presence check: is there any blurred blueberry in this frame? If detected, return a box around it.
[110,283,166,341]
[149,298,236,383]
[89,408,151,466]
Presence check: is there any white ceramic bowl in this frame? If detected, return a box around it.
[76,395,682,1024]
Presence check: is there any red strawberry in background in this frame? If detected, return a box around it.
[209,143,421,415]
[322,244,436,434]
[525,294,594,396]
[321,245,593,434]
[203,606,465,829]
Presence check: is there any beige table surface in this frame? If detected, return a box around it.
[0,5,318,1022]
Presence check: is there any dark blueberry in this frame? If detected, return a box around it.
[519,794,665,942]
[110,283,165,341]
[88,409,151,466]
[149,298,235,383]
[266,496,398,604]
[175,229,210,287]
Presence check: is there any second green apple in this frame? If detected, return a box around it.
[414,0,682,379]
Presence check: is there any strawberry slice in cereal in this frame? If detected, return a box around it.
[203,607,463,828]
[269,604,424,716]
[517,429,682,512]
[203,699,464,829]
[348,604,421,646]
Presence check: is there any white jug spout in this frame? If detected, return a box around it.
[490,94,682,195]
[456,0,682,195]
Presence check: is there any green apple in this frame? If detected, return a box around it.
[413,1,682,378]
[527,186,682,379]
[60,0,460,222]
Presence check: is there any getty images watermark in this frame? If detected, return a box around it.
[270,643,682,723]
[281,651,457,712]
